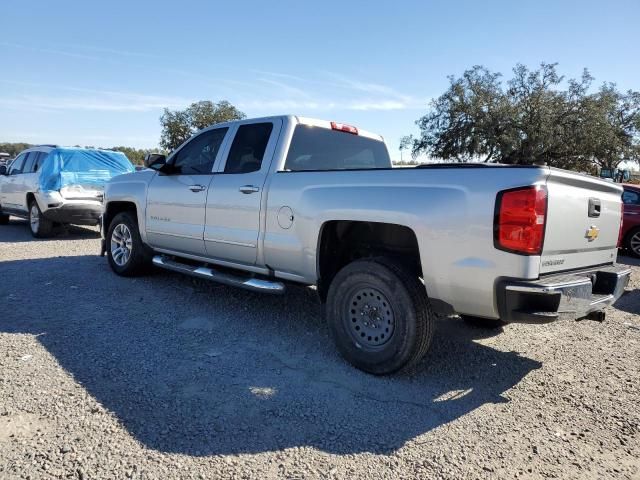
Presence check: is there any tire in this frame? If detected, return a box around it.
[625,227,640,258]
[106,211,153,276]
[461,315,506,329]
[0,211,9,225]
[326,257,435,375]
[28,199,53,238]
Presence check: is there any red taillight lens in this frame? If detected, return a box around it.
[495,186,547,255]
[330,121,358,135]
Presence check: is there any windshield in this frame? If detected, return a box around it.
[283,125,391,171]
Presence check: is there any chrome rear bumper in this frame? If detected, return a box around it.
[497,264,631,323]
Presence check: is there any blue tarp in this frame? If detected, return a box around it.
[39,148,135,191]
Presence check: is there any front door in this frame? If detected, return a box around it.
[204,120,281,265]
[145,127,230,256]
[0,153,27,212]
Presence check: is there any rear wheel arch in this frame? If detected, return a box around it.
[316,220,422,300]
[26,192,38,210]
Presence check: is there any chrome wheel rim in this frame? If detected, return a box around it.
[110,223,133,266]
[29,204,39,233]
[346,287,395,348]
[631,232,640,255]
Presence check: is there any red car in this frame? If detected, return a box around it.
[620,184,640,257]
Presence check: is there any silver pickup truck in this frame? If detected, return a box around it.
[101,115,630,374]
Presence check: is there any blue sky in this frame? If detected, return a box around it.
[1,0,639,160]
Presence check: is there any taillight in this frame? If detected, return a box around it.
[330,121,358,135]
[495,186,548,255]
[618,201,624,247]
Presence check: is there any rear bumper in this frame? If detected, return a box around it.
[497,264,631,324]
[42,203,102,225]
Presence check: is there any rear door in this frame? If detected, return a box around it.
[204,119,282,265]
[541,169,623,274]
[15,151,40,210]
[145,127,230,256]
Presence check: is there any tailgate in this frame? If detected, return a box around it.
[541,169,622,274]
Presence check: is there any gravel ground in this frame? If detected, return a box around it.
[0,218,639,480]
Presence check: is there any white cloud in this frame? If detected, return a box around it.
[0,90,191,113]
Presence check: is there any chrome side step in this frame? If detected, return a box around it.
[152,255,285,294]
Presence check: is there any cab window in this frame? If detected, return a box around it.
[283,125,391,171]
[224,123,273,174]
[171,128,228,174]
[623,189,640,206]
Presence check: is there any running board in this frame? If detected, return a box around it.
[152,255,285,294]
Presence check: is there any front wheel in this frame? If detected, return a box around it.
[107,211,152,276]
[326,257,435,375]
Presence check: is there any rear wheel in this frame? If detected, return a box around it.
[326,257,434,375]
[107,211,152,276]
[28,200,53,238]
[625,227,640,258]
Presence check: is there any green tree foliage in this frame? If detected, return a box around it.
[159,100,245,151]
[0,142,32,157]
[107,146,159,165]
[410,63,640,171]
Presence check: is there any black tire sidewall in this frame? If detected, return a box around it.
[327,260,422,374]
[28,200,52,238]
[107,212,148,276]
[625,227,640,258]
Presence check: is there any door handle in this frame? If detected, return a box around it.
[239,185,260,194]
[188,184,206,192]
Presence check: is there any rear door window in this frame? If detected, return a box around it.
[33,152,49,172]
[283,125,391,171]
[223,123,274,174]
[22,152,37,173]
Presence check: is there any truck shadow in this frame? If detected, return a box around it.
[0,218,100,243]
[0,254,541,456]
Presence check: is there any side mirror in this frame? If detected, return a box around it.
[144,153,167,169]
[0,165,7,175]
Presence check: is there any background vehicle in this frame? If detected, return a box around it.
[599,167,630,183]
[101,115,630,374]
[0,146,134,237]
[620,184,640,257]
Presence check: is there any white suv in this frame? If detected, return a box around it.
[0,145,134,237]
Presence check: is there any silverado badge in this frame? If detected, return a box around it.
[585,225,600,241]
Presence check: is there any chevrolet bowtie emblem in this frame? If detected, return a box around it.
[585,226,600,241]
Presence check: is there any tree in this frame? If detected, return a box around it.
[580,85,640,170]
[410,63,640,171]
[107,146,158,165]
[159,100,245,151]
[398,135,413,162]
[0,142,32,157]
